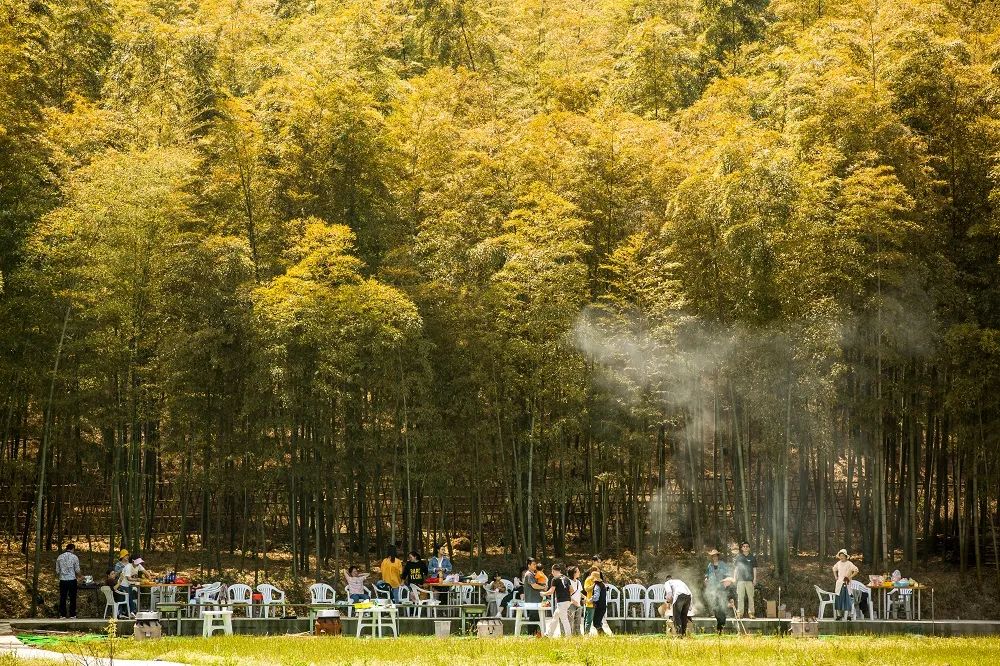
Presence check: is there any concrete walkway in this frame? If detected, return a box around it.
[0,635,187,665]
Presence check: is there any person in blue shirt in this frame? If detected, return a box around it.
[704,549,731,634]
[429,544,452,578]
[428,544,453,605]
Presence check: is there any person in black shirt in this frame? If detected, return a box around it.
[733,541,758,619]
[403,551,429,605]
[543,564,573,636]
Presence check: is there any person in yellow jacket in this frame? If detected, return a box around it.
[583,568,598,633]
[378,547,404,603]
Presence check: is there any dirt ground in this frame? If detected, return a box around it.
[2,540,996,621]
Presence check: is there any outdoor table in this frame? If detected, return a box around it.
[355,604,399,638]
[512,602,550,636]
[423,581,486,611]
[156,602,185,635]
[459,604,487,634]
[140,583,193,611]
[876,584,929,620]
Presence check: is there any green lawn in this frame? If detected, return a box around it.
[13,634,999,665]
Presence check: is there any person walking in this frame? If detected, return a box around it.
[55,543,81,619]
[543,564,573,637]
[522,558,546,632]
[589,570,613,635]
[664,574,693,636]
[733,541,758,619]
[567,566,584,635]
[832,549,859,620]
[582,567,598,633]
[704,549,731,634]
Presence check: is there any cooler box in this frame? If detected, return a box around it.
[477,619,503,637]
[134,612,162,640]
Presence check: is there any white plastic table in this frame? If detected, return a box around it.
[355,605,399,638]
[512,602,550,636]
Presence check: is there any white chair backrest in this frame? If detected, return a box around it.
[196,582,222,601]
[257,583,285,603]
[606,584,621,601]
[227,584,252,604]
[398,585,411,604]
[101,586,116,604]
[815,585,832,598]
[310,583,335,604]
[502,579,514,593]
[647,583,666,601]
[623,583,646,600]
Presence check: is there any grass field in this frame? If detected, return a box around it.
[4,635,998,666]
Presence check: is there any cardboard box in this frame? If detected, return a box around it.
[790,619,819,638]
[133,624,162,640]
[766,600,777,618]
[477,619,503,637]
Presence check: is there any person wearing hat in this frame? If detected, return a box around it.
[832,549,859,620]
[117,555,148,618]
[113,549,129,576]
[704,549,731,634]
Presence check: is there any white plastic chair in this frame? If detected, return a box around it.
[190,582,223,617]
[815,585,835,619]
[257,583,286,618]
[101,586,129,619]
[408,584,441,617]
[309,583,336,605]
[226,584,253,617]
[605,584,622,618]
[644,583,666,617]
[502,579,514,593]
[622,583,647,617]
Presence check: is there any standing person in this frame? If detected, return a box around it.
[664,574,693,636]
[378,547,404,603]
[55,543,81,619]
[583,567,598,634]
[566,566,584,635]
[522,558,546,633]
[403,551,429,603]
[704,549,731,634]
[733,541,758,619]
[589,570,613,635]
[832,549,858,620]
[543,564,572,637]
[342,566,371,602]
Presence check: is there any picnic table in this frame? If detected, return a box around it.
[511,602,550,636]
[423,580,486,608]
[139,583,193,611]
[874,583,931,620]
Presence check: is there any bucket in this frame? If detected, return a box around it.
[434,620,451,638]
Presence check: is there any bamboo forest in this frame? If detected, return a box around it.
[2,0,1000,611]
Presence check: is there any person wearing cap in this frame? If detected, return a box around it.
[704,549,731,634]
[113,549,129,576]
[832,549,859,620]
[118,556,147,618]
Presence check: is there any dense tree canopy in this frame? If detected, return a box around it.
[2,0,1000,598]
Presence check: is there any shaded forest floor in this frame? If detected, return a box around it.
[2,541,997,621]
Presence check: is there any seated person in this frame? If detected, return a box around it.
[486,573,507,616]
[342,566,371,603]
[500,575,521,615]
[848,578,872,619]
[403,551,429,603]
[888,570,912,619]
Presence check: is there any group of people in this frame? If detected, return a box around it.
[500,554,615,636]
[53,543,151,619]
[343,544,454,605]
[701,541,759,633]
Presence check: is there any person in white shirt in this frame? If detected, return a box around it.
[847,579,871,620]
[664,574,693,636]
[118,557,146,617]
[832,549,859,620]
[55,543,82,619]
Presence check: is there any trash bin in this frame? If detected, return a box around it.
[434,620,452,638]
